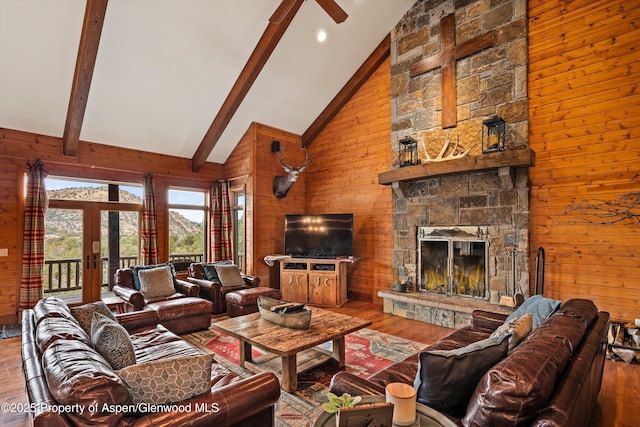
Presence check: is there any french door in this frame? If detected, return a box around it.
[45,200,140,305]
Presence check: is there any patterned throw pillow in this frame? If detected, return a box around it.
[71,301,117,335]
[116,354,212,405]
[138,265,176,298]
[91,312,136,370]
[214,264,245,287]
[490,313,533,352]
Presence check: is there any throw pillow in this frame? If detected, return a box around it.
[203,264,220,281]
[490,313,533,352]
[71,300,117,336]
[116,354,212,405]
[91,312,136,370]
[137,265,176,298]
[214,263,245,287]
[131,263,173,290]
[413,335,509,418]
[202,260,233,281]
[505,295,562,330]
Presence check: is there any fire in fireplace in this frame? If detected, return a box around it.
[418,226,489,299]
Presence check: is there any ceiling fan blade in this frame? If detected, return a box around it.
[269,0,297,24]
[315,0,348,23]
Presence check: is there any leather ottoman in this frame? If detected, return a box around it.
[145,296,213,334]
[226,287,282,317]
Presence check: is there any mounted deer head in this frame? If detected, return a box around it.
[273,146,312,198]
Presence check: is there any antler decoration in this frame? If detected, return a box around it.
[424,129,471,163]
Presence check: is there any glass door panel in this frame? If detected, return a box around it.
[452,240,487,298]
[100,210,139,293]
[419,240,448,293]
[44,208,84,305]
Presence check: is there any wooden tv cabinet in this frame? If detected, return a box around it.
[279,257,350,307]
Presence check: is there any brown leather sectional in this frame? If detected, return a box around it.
[330,298,610,427]
[21,297,281,427]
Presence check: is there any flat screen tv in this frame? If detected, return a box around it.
[284,213,354,259]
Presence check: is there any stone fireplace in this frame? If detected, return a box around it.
[379,0,531,327]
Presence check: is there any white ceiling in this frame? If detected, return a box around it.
[0,0,415,164]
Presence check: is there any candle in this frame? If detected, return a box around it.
[489,132,498,147]
[385,382,416,425]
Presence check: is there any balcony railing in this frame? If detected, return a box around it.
[43,253,204,295]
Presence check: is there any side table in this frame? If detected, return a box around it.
[314,395,458,427]
[102,296,126,314]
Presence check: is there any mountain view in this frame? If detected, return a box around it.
[45,186,204,262]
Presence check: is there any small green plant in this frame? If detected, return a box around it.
[321,392,362,414]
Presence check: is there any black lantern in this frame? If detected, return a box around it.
[399,137,420,167]
[482,116,505,154]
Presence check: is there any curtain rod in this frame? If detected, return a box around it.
[221,174,249,183]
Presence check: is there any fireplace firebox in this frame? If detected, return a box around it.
[418,226,489,299]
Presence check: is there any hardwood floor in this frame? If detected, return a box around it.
[1,300,638,426]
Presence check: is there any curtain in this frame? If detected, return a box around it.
[19,160,49,311]
[141,174,159,265]
[210,181,233,262]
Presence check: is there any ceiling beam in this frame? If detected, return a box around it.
[302,34,390,147]
[191,0,304,172]
[62,0,108,156]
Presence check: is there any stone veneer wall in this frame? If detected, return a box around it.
[388,0,530,302]
[392,168,530,299]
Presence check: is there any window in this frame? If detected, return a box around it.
[231,187,245,271]
[46,177,143,202]
[168,188,207,264]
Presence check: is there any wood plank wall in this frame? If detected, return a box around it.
[528,0,640,321]
[0,129,224,317]
[252,124,305,288]
[224,122,304,287]
[0,157,22,316]
[304,60,393,303]
[223,126,254,274]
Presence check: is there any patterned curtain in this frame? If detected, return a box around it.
[19,160,49,311]
[141,174,159,265]
[210,181,233,262]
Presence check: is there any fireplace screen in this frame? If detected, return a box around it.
[418,227,489,299]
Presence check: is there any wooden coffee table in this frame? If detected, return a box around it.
[211,307,371,392]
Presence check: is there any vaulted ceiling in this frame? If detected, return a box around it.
[0,0,415,171]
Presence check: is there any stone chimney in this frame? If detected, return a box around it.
[388,0,530,304]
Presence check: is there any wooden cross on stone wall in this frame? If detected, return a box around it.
[410,14,495,129]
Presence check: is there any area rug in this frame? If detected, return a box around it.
[0,324,21,340]
[183,325,425,426]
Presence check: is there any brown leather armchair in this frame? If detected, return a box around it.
[113,266,213,334]
[187,262,260,314]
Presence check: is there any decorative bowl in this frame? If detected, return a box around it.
[393,283,407,292]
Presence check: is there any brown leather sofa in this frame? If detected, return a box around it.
[21,297,281,427]
[187,262,261,314]
[330,298,610,427]
[113,266,212,334]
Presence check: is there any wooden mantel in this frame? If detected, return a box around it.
[378,147,535,185]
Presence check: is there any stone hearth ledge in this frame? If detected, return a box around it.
[379,290,514,329]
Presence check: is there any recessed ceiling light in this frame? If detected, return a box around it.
[317,29,327,43]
